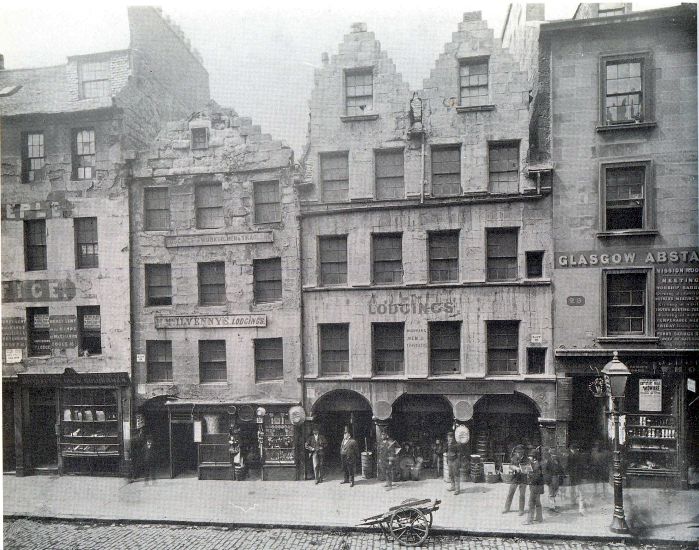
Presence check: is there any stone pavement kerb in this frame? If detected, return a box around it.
[3,474,698,544]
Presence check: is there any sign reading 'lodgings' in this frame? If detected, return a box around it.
[155,314,267,329]
[368,291,460,315]
[164,232,273,248]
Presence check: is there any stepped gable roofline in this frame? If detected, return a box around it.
[540,3,696,34]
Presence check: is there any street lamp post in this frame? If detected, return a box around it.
[602,351,631,534]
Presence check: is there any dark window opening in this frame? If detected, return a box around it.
[198,262,226,305]
[195,183,223,229]
[72,128,95,180]
[254,181,281,223]
[431,146,461,196]
[525,251,544,278]
[373,323,404,375]
[24,219,47,271]
[373,233,403,284]
[27,307,50,357]
[145,264,172,306]
[375,150,404,200]
[487,228,518,281]
[319,236,348,286]
[144,187,170,231]
[320,324,349,375]
[429,231,459,282]
[605,60,643,124]
[147,340,173,382]
[346,69,373,116]
[255,338,284,381]
[430,321,461,375]
[489,142,519,194]
[605,166,645,230]
[321,153,349,203]
[78,305,102,356]
[527,347,546,374]
[607,272,647,335]
[191,127,209,149]
[80,60,111,99]
[460,58,489,107]
[253,257,282,303]
[199,340,227,383]
[74,217,98,268]
[22,132,45,183]
[487,321,519,374]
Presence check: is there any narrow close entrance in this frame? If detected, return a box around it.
[171,422,197,478]
[28,388,58,471]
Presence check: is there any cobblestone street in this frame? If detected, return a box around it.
[4,519,696,550]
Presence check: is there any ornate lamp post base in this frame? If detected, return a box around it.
[610,516,630,534]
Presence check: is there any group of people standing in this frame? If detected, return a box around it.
[305,425,359,486]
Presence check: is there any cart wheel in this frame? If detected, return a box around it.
[427,512,433,528]
[389,507,429,547]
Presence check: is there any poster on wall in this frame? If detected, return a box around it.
[639,379,662,412]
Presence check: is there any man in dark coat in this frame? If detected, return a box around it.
[445,431,462,495]
[143,437,157,485]
[305,426,328,484]
[503,444,528,515]
[340,425,360,487]
[523,448,544,524]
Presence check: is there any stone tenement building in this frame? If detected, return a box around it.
[298,11,556,477]
[0,6,209,476]
[539,3,698,489]
[129,103,302,481]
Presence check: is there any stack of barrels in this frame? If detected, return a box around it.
[470,454,484,482]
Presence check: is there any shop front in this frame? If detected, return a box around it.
[12,369,130,477]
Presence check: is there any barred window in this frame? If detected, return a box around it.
[24,219,47,271]
[144,187,170,231]
[321,153,349,203]
[191,127,209,149]
[429,231,459,282]
[460,58,488,107]
[199,340,227,383]
[80,60,111,99]
[604,59,643,124]
[27,307,50,357]
[147,341,173,382]
[72,128,95,180]
[431,146,461,197]
[198,262,226,305]
[373,323,404,375]
[430,321,461,375]
[489,142,519,194]
[255,338,284,381]
[253,257,282,303]
[195,183,224,229]
[606,272,647,335]
[74,217,98,269]
[487,321,519,374]
[319,324,349,375]
[372,233,403,284]
[605,165,646,230]
[486,228,518,281]
[375,150,404,200]
[346,69,373,116]
[78,305,101,356]
[254,181,281,223]
[319,236,347,286]
[145,264,172,306]
[22,132,45,183]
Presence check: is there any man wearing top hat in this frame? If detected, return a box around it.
[305,426,328,484]
[339,425,359,487]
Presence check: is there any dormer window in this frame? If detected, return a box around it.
[79,60,111,99]
[345,69,373,116]
[191,127,209,149]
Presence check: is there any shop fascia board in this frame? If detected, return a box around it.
[555,348,699,357]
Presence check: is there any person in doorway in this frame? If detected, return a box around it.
[432,438,444,478]
[340,425,359,487]
[305,426,327,484]
[445,431,462,495]
[502,444,528,515]
[143,436,156,485]
[590,440,610,497]
[523,448,544,525]
[542,448,564,512]
[229,428,242,481]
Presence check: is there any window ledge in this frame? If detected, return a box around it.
[255,378,284,383]
[199,382,229,386]
[596,121,657,132]
[340,114,379,122]
[456,104,496,113]
[596,229,659,238]
[596,336,660,344]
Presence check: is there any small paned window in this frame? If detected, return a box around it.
[430,321,461,375]
[191,127,209,149]
[527,347,546,374]
[78,305,102,356]
[199,340,227,383]
[198,262,226,306]
[525,251,544,278]
[429,231,459,282]
[80,60,111,99]
[195,183,224,229]
[319,324,349,375]
[22,132,45,183]
[147,340,173,382]
[24,219,47,271]
[372,233,403,285]
[431,146,461,196]
[373,323,404,375]
[606,272,647,335]
[604,59,643,124]
[375,150,405,200]
[74,217,98,269]
[253,257,282,303]
[254,181,281,223]
[459,58,489,107]
[144,187,170,231]
[487,228,518,281]
[487,321,519,374]
[319,236,347,286]
[598,4,627,17]
[255,338,284,381]
[72,128,95,180]
[145,264,172,306]
[605,165,646,230]
[27,307,50,357]
[321,153,349,203]
[345,69,373,116]
[489,142,519,194]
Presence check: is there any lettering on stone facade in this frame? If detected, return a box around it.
[555,247,699,268]
[1,201,69,220]
[164,232,274,248]
[154,314,267,329]
[368,292,460,316]
[655,265,699,348]
[2,280,77,302]
[406,327,427,349]
[2,317,27,350]
[50,315,78,351]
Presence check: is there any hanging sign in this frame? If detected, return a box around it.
[639,379,662,412]
[193,420,202,442]
[688,378,696,393]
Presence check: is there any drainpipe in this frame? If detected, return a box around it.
[420,133,426,204]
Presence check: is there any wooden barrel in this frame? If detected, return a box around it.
[361,451,375,479]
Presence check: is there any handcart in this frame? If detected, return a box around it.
[358,497,440,546]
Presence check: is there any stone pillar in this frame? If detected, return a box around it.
[374,418,390,481]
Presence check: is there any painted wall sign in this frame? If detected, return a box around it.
[368,292,459,315]
[2,317,27,350]
[655,266,699,348]
[566,296,585,306]
[555,247,699,268]
[406,327,427,349]
[2,279,76,302]
[1,200,69,220]
[5,349,22,364]
[164,231,273,248]
[50,315,78,351]
[530,334,543,344]
[136,354,146,363]
[83,315,101,330]
[154,314,267,329]
[639,379,662,412]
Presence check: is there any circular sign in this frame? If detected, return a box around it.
[289,405,306,425]
[374,401,392,421]
[455,425,470,444]
[238,405,254,422]
[453,400,474,421]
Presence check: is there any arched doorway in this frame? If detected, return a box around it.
[389,394,454,468]
[472,392,541,466]
[312,390,373,476]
